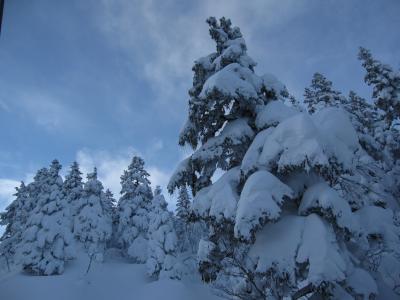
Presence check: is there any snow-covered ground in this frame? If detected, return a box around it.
[0,251,221,300]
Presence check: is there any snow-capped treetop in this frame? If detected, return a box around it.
[0,181,29,230]
[63,161,83,213]
[358,47,400,126]
[104,189,117,210]
[206,17,244,56]
[304,72,345,114]
[49,159,62,176]
[346,91,377,132]
[176,186,191,221]
[120,156,152,200]
[64,162,83,191]
[83,168,103,196]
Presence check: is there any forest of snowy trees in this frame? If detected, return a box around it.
[1,17,400,299]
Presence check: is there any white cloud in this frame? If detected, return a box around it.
[93,0,305,113]
[1,87,88,132]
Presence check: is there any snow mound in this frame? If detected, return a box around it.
[0,252,221,300]
[299,182,355,232]
[261,73,288,98]
[200,63,263,100]
[355,206,399,246]
[346,267,377,298]
[234,170,293,240]
[312,107,360,167]
[258,113,330,172]
[192,119,254,163]
[241,127,274,176]
[296,214,347,284]
[249,215,303,283]
[255,100,297,129]
[243,107,360,176]
[192,167,240,221]
[250,214,347,286]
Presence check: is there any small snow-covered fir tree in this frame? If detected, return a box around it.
[63,161,83,217]
[74,168,112,258]
[17,160,76,275]
[176,186,191,222]
[0,181,30,266]
[147,186,178,279]
[104,189,118,248]
[117,156,153,262]
[304,72,344,114]
[358,47,400,126]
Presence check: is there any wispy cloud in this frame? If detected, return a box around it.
[0,86,89,132]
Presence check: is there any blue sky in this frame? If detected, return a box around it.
[0,0,399,210]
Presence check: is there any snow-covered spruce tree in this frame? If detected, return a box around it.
[168,16,289,286]
[147,186,178,279]
[176,186,191,222]
[304,72,345,114]
[0,181,30,266]
[302,73,394,210]
[302,74,400,296]
[104,189,118,248]
[62,161,83,217]
[174,185,195,253]
[299,88,400,297]
[74,168,112,258]
[357,49,400,207]
[117,156,153,262]
[170,17,399,299]
[17,160,76,275]
[169,16,289,196]
[358,47,400,126]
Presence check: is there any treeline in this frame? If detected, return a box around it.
[0,157,203,279]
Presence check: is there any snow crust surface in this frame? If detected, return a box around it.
[0,252,221,300]
[234,170,293,239]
